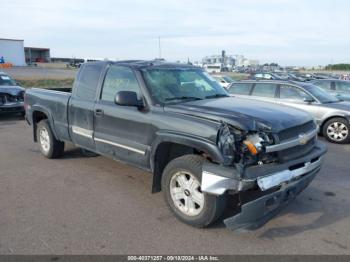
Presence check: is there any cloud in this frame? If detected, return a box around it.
[1,0,349,65]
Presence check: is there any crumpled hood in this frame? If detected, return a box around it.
[164,97,313,133]
[0,85,25,96]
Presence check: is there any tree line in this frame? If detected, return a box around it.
[325,64,350,70]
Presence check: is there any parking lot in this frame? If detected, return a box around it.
[0,114,349,255]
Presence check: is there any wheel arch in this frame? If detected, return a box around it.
[31,106,57,142]
[150,131,224,193]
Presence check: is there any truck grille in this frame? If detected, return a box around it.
[276,120,317,162]
[278,120,316,141]
[0,92,24,105]
[0,94,5,105]
[277,137,316,162]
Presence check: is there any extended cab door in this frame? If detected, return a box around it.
[93,65,151,169]
[68,63,105,150]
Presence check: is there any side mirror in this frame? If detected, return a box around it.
[115,91,144,108]
[303,97,315,104]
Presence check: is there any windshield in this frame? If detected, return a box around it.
[303,84,341,103]
[0,74,17,86]
[142,68,228,104]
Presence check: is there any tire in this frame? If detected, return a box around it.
[322,117,350,144]
[36,120,65,158]
[161,155,227,228]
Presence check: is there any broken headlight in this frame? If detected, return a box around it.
[243,132,273,156]
[217,124,238,165]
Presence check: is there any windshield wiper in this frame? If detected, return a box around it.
[205,94,230,99]
[165,96,203,102]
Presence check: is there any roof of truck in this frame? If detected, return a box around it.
[86,60,198,70]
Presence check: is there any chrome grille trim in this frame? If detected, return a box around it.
[265,128,317,153]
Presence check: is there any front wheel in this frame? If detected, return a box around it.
[323,118,350,144]
[37,120,65,158]
[161,155,227,228]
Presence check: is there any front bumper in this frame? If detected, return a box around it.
[202,141,326,195]
[0,102,24,113]
[201,141,327,231]
[224,166,319,231]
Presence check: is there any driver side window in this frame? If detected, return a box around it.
[279,85,312,101]
[101,65,141,102]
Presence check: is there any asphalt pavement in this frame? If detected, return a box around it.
[0,114,350,254]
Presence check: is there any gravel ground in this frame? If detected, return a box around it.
[1,67,77,80]
[0,114,350,255]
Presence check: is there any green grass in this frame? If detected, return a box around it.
[18,78,74,89]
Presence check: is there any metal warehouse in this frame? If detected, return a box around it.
[25,47,51,63]
[0,38,26,66]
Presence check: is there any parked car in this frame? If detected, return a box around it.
[204,63,222,73]
[0,72,25,115]
[66,61,82,69]
[212,75,235,89]
[228,80,350,144]
[311,79,350,102]
[25,61,326,231]
[250,72,280,80]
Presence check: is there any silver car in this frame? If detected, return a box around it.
[228,80,350,144]
[310,79,350,102]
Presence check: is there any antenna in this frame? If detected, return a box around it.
[158,36,161,59]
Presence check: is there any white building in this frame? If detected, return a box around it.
[234,55,259,67]
[0,38,26,66]
[202,53,236,70]
[242,59,259,67]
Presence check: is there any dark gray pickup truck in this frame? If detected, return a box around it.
[25,60,327,231]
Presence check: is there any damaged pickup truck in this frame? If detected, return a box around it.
[0,72,25,115]
[24,60,327,230]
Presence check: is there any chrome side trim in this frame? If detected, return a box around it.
[71,126,93,139]
[201,171,239,195]
[265,128,317,153]
[94,137,145,155]
[257,157,323,191]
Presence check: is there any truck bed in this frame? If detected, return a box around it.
[25,87,72,142]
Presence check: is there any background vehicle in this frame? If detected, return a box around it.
[25,60,326,231]
[249,72,287,80]
[0,72,25,115]
[212,74,235,88]
[204,63,222,73]
[228,80,350,143]
[311,79,350,102]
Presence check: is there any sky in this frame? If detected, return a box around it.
[1,0,350,66]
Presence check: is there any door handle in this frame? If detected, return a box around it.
[95,108,104,117]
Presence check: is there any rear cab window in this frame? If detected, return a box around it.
[74,63,104,101]
[251,83,277,98]
[228,83,253,95]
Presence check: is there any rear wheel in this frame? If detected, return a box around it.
[323,118,350,144]
[37,120,65,158]
[161,155,227,228]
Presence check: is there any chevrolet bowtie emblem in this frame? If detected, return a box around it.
[298,133,308,145]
